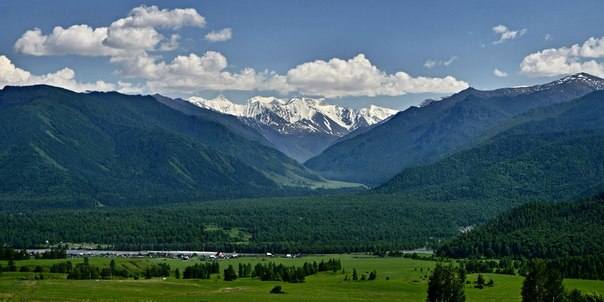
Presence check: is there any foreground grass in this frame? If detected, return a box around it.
[1,255,603,302]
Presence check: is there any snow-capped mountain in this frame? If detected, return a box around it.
[418,73,604,108]
[188,95,397,136]
[186,95,397,162]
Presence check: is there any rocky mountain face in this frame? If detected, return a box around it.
[187,95,397,162]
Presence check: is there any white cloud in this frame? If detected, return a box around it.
[14,5,205,57]
[0,55,138,93]
[110,5,205,29]
[104,26,162,51]
[545,33,552,41]
[493,68,508,77]
[285,54,468,97]
[492,24,526,44]
[111,52,467,97]
[520,36,604,77]
[205,28,232,42]
[13,6,468,98]
[424,56,458,69]
[15,26,118,56]
[115,51,289,94]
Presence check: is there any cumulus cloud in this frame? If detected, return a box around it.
[0,55,138,93]
[114,51,288,94]
[205,28,232,42]
[14,5,205,56]
[424,56,458,69]
[493,68,508,77]
[520,36,604,77]
[15,25,118,56]
[13,6,468,98]
[109,52,467,97]
[492,24,526,44]
[110,5,205,29]
[285,54,468,97]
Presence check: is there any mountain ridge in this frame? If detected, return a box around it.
[305,73,604,185]
[0,84,353,210]
[187,95,397,161]
[376,89,604,205]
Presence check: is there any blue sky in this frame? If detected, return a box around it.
[1,0,604,109]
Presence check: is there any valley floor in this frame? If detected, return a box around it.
[1,255,603,302]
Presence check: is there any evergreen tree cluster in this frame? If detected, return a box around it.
[182,262,220,279]
[57,258,157,279]
[238,263,253,277]
[0,247,28,260]
[251,262,307,283]
[460,258,518,275]
[50,261,73,274]
[426,264,466,302]
[549,254,604,280]
[438,195,604,260]
[144,263,171,279]
[567,290,604,302]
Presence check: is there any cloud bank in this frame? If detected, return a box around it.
[12,5,468,98]
[520,36,604,77]
[0,55,138,93]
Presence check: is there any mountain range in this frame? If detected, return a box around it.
[377,89,604,205]
[0,85,356,210]
[2,73,604,211]
[187,95,397,162]
[306,73,604,185]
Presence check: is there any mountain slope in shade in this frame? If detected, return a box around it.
[187,95,397,161]
[437,193,604,259]
[0,85,348,210]
[377,90,604,204]
[305,73,604,185]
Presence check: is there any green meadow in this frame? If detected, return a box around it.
[1,254,603,302]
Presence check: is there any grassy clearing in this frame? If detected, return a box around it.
[0,255,603,302]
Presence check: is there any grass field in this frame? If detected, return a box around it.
[1,255,603,302]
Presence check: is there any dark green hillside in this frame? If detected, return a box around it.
[377,90,604,205]
[0,85,335,209]
[306,73,604,185]
[437,193,604,259]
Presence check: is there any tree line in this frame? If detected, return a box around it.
[426,260,603,302]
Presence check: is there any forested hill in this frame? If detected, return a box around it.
[0,85,338,210]
[376,90,604,206]
[437,193,604,259]
[306,73,604,185]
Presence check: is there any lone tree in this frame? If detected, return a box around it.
[352,268,358,281]
[521,259,564,302]
[223,265,238,281]
[426,264,465,302]
[475,274,485,289]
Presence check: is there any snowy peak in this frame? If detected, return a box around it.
[186,95,398,136]
[422,73,604,108]
[188,95,246,116]
[547,72,604,90]
[359,105,399,124]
